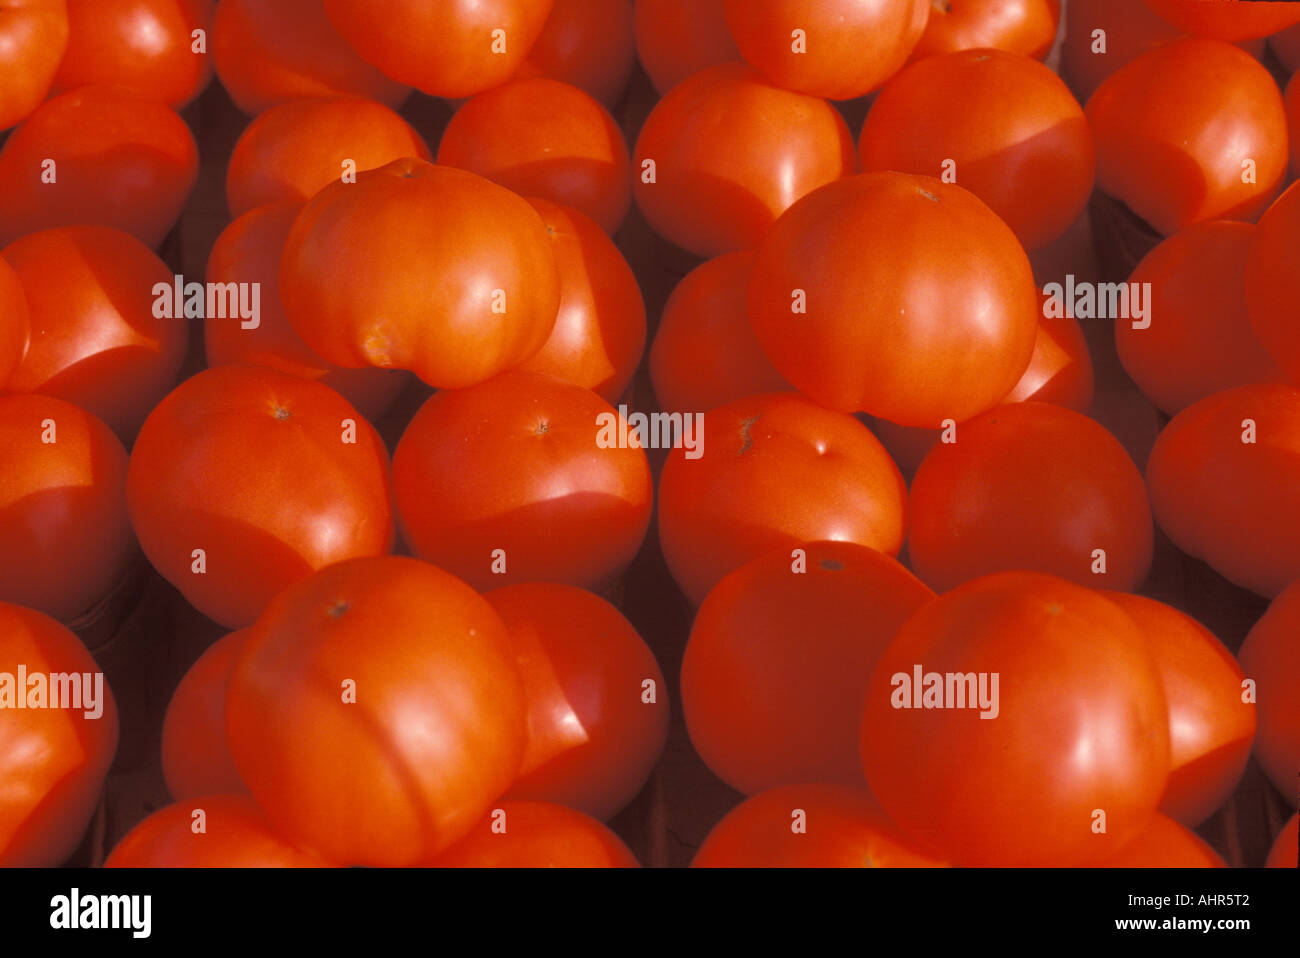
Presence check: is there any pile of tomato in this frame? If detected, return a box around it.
[1,0,1298,870]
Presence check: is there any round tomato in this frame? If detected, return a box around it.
[427,801,639,867]
[517,0,635,108]
[161,630,248,800]
[633,0,740,95]
[0,256,31,389]
[126,364,395,629]
[1141,0,1300,40]
[1266,813,1298,867]
[911,0,1060,61]
[1246,181,1300,385]
[0,0,69,131]
[1238,579,1300,805]
[1093,813,1227,867]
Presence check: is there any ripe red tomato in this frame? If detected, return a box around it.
[0,0,69,131]
[1,226,189,442]
[723,0,930,100]
[438,77,631,235]
[1141,0,1300,40]
[225,96,430,218]
[692,784,948,867]
[861,572,1171,866]
[1085,38,1288,237]
[225,556,528,866]
[908,402,1153,593]
[0,602,119,867]
[1238,579,1300,805]
[633,0,740,95]
[0,86,198,248]
[657,392,908,607]
[910,0,1060,61]
[1146,384,1300,598]
[427,801,639,867]
[632,63,855,258]
[0,256,30,389]
[517,0,635,108]
[1266,813,1298,867]
[683,541,933,794]
[1245,181,1300,385]
[211,0,411,115]
[279,157,560,390]
[126,365,395,629]
[1094,814,1227,867]
[161,630,248,800]
[105,795,333,867]
[484,583,668,820]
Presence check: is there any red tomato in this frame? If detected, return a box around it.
[910,0,1060,61]
[321,0,553,98]
[1146,384,1300,598]
[1093,814,1227,867]
[1273,20,1300,73]
[0,602,118,867]
[1085,38,1288,237]
[1142,0,1300,41]
[484,583,668,820]
[438,77,631,235]
[0,86,198,248]
[126,365,395,629]
[683,542,933,794]
[1246,181,1300,385]
[0,0,69,131]
[657,392,908,607]
[161,630,248,800]
[1266,813,1298,867]
[279,157,560,390]
[427,801,639,867]
[1238,579,1300,805]
[631,63,855,258]
[859,48,1094,252]
[723,0,931,100]
[0,256,30,388]
[105,795,332,867]
[749,172,1038,426]
[392,371,653,594]
[692,784,948,867]
[225,556,528,866]
[211,0,410,115]
[517,0,636,107]
[633,0,740,95]
[225,96,431,218]
[1,226,189,442]
[860,572,1171,866]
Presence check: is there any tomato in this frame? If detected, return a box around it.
[631,62,855,258]
[0,0,69,131]
[910,0,1060,61]
[226,96,431,218]
[861,572,1170,866]
[226,556,528,866]
[859,48,1094,252]
[0,256,30,389]
[438,77,632,236]
[1289,72,1300,178]
[1085,38,1288,237]
[211,0,410,115]
[683,541,933,795]
[393,371,652,593]
[908,402,1153,593]
[1118,221,1281,416]
[723,0,930,101]
[321,0,553,99]
[1,226,188,442]
[1093,814,1227,867]
[161,630,247,800]
[105,795,333,867]
[1266,813,1298,867]
[1146,384,1300,598]
[126,365,395,629]
[1104,593,1255,827]
[649,251,791,414]
[51,0,214,109]
[0,602,119,867]
[205,201,408,422]
[692,784,948,867]
[1238,579,1300,805]
[1142,0,1300,41]
[427,801,639,867]
[1247,182,1300,385]
[513,199,645,404]
[1273,20,1300,73]
[0,86,198,249]
[748,172,1039,426]
[657,392,907,607]
[279,157,560,390]
[633,0,740,95]
[517,0,636,108]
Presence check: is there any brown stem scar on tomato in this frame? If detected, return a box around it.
[917,188,939,203]
[535,419,550,436]
[737,414,761,454]
[273,404,291,421]
[931,0,951,13]
[327,600,350,619]
[820,558,844,571]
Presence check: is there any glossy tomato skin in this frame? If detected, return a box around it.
[279,157,560,390]
[2,226,189,442]
[632,63,856,258]
[1085,38,1287,237]
[161,630,248,800]
[633,0,740,95]
[225,556,528,866]
[0,0,69,131]
[211,0,411,115]
[748,173,1039,426]
[1141,0,1300,41]
[0,256,31,389]
[105,795,333,867]
[0,86,198,248]
[0,602,119,867]
[683,542,933,795]
[1245,181,1300,385]
[1146,384,1300,598]
[692,784,948,867]
[860,572,1171,867]
[516,0,635,107]
[393,371,652,594]
[438,77,631,235]
[1238,580,1300,806]
[427,801,639,867]
[1266,813,1298,867]
[911,0,1060,61]
[1093,814,1227,867]
[126,365,395,629]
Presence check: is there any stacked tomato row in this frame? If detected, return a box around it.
[1,0,1297,868]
